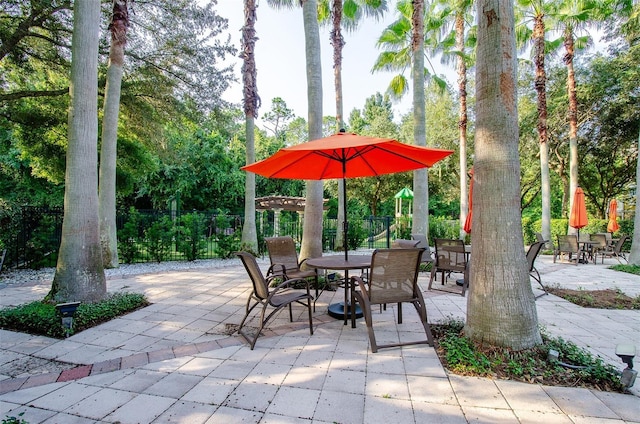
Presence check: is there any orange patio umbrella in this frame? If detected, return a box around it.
[569,187,588,239]
[463,168,474,234]
[607,199,620,233]
[242,131,454,259]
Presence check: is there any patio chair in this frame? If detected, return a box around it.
[411,233,435,266]
[535,232,545,243]
[236,251,314,350]
[590,233,608,262]
[598,235,629,264]
[553,235,579,265]
[526,241,548,298]
[351,248,433,353]
[428,238,469,296]
[265,236,320,309]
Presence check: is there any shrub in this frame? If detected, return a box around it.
[118,207,141,264]
[175,212,207,261]
[144,216,174,262]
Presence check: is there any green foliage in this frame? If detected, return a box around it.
[610,264,640,275]
[144,216,174,262]
[0,293,149,339]
[347,217,367,251]
[175,212,207,261]
[428,216,459,243]
[24,215,59,269]
[432,319,624,392]
[215,231,241,259]
[2,412,27,424]
[117,207,141,264]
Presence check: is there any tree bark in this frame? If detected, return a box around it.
[411,0,429,237]
[465,0,541,350]
[629,130,640,265]
[50,0,106,302]
[299,0,324,260]
[241,0,259,251]
[456,11,469,241]
[99,0,129,269]
[331,0,346,251]
[564,28,579,235]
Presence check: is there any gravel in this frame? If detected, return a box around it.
[0,258,252,288]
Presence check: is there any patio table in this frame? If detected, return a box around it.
[306,255,372,328]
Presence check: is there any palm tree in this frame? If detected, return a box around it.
[318,0,387,250]
[50,0,106,302]
[241,0,260,252]
[466,0,541,349]
[99,0,130,269]
[515,0,560,246]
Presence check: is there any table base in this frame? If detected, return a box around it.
[327,302,363,320]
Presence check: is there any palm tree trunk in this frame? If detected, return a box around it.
[456,11,468,241]
[533,14,551,246]
[300,0,324,260]
[241,0,259,251]
[411,0,429,237]
[465,0,541,350]
[331,0,346,251]
[564,27,579,235]
[99,0,129,269]
[629,130,640,264]
[50,0,106,302]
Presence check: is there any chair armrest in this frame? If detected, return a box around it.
[351,275,369,296]
[267,263,287,277]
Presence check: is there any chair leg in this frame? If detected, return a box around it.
[397,302,402,324]
[353,290,378,353]
[414,292,434,346]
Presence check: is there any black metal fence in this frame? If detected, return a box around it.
[5,207,394,270]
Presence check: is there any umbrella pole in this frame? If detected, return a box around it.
[342,178,348,261]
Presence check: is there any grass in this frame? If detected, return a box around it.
[432,318,625,393]
[0,292,149,339]
[610,264,640,275]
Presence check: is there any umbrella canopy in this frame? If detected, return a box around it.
[243,131,454,259]
[607,199,620,233]
[463,168,474,234]
[569,187,588,238]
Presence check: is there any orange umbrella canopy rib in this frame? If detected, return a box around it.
[242,132,454,179]
[569,187,588,230]
[607,199,620,233]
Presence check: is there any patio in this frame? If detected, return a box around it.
[0,253,639,423]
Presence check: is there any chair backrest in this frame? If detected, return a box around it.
[590,233,608,250]
[391,239,420,248]
[613,235,628,253]
[578,232,591,242]
[265,236,300,272]
[434,238,467,272]
[535,232,546,243]
[237,251,270,300]
[526,241,545,272]
[557,235,578,253]
[367,248,423,304]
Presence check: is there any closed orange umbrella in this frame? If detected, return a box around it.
[463,168,474,234]
[569,187,588,239]
[607,199,619,233]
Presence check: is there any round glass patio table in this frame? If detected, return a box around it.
[306,255,372,328]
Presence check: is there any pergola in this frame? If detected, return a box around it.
[255,196,329,237]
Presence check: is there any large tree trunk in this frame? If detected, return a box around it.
[99,0,129,269]
[299,0,324,260]
[534,14,551,247]
[629,130,640,265]
[564,28,579,235]
[411,0,429,237]
[241,0,259,251]
[50,0,106,302]
[332,0,346,251]
[465,0,541,350]
[456,11,469,241]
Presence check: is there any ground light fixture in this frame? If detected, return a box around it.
[616,343,637,390]
[55,301,81,338]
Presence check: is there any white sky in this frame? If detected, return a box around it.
[215,0,455,125]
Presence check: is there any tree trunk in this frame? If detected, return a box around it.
[332,0,346,251]
[629,130,640,265]
[411,0,429,237]
[456,11,468,241]
[99,0,129,269]
[241,0,259,251]
[564,28,579,235]
[534,14,551,247]
[50,0,106,303]
[300,0,324,260]
[465,0,541,350]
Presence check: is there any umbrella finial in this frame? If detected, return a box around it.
[339,128,346,133]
